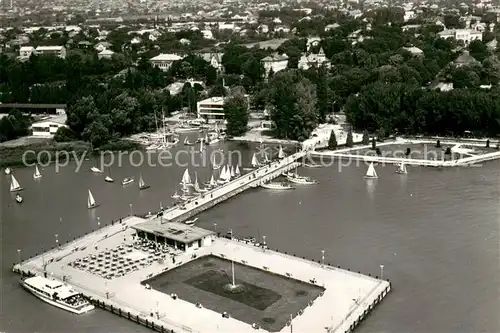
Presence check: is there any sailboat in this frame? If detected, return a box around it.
[396,162,407,174]
[171,187,180,199]
[218,166,229,184]
[33,165,42,179]
[230,165,235,178]
[15,193,23,203]
[364,162,378,179]
[87,190,99,209]
[198,140,204,153]
[211,154,220,170]
[180,168,193,186]
[193,172,208,193]
[235,165,241,177]
[105,167,114,182]
[138,174,150,190]
[10,174,23,192]
[278,145,285,159]
[251,153,260,168]
[90,166,103,173]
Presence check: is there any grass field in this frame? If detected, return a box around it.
[143,255,324,331]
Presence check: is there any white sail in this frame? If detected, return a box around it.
[230,165,235,178]
[199,140,203,152]
[278,145,285,159]
[210,174,217,187]
[87,190,97,208]
[34,165,42,179]
[193,172,200,191]
[365,162,378,178]
[181,168,192,185]
[139,174,147,188]
[398,163,407,174]
[220,165,227,179]
[10,175,21,192]
[235,165,241,176]
[251,153,259,168]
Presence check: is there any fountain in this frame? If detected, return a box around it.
[222,259,245,293]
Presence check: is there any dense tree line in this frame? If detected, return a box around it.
[0,110,31,142]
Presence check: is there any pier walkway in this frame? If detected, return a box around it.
[309,138,500,167]
[163,151,306,223]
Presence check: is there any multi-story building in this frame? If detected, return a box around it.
[261,54,289,76]
[19,46,66,59]
[437,29,483,45]
[197,97,225,120]
[150,53,183,71]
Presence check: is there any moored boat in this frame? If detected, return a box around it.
[260,182,294,190]
[138,174,150,190]
[185,217,198,225]
[4,167,11,175]
[20,276,94,314]
[90,166,103,173]
[396,162,407,174]
[16,193,23,203]
[33,165,42,180]
[287,174,318,184]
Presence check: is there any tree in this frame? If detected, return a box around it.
[328,130,337,149]
[346,131,353,147]
[362,130,369,145]
[54,127,77,142]
[267,69,319,140]
[224,87,249,137]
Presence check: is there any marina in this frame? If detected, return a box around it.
[3,139,500,333]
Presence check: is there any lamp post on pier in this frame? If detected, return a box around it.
[17,249,21,265]
[129,203,133,216]
[380,265,384,280]
[214,222,217,234]
[321,250,325,267]
[55,234,59,250]
[97,216,100,229]
[262,235,266,250]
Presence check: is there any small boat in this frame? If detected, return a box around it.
[251,153,260,168]
[180,194,192,201]
[146,143,159,151]
[278,145,286,159]
[138,174,150,190]
[20,276,95,314]
[303,163,321,168]
[208,137,220,145]
[260,182,294,190]
[16,193,23,203]
[33,165,42,179]
[171,188,180,199]
[184,137,194,146]
[229,165,235,178]
[122,177,134,186]
[235,165,241,177]
[364,162,378,179]
[180,168,193,187]
[87,189,99,209]
[396,162,407,174]
[104,167,114,183]
[193,172,208,193]
[90,166,103,173]
[287,174,318,185]
[185,217,198,225]
[5,167,11,175]
[10,175,23,192]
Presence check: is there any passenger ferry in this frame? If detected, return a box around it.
[20,276,95,314]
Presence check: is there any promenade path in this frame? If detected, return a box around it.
[162,151,306,222]
[15,216,389,333]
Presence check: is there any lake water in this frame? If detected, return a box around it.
[1,139,499,333]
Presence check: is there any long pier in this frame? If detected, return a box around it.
[164,151,306,223]
[309,139,500,167]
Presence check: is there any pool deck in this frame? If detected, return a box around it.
[14,217,390,333]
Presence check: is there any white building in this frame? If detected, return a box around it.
[261,54,289,76]
[150,53,183,71]
[30,114,67,138]
[298,48,329,70]
[197,97,225,120]
[36,46,66,58]
[19,46,35,58]
[19,45,66,59]
[437,29,483,45]
[98,49,115,60]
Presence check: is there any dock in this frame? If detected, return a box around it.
[309,138,500,167]
[13,216,390,333]
[163,151,306,223]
